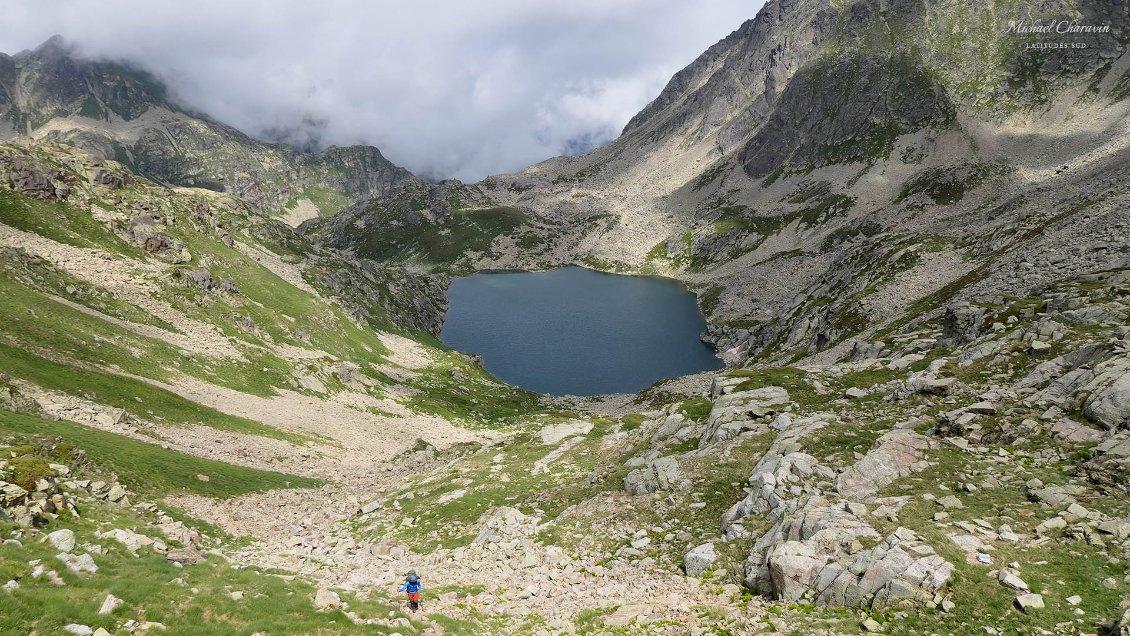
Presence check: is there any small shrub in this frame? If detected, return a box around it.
[7,455,53,490]
[620,414,647,431]
[51,440,81,463]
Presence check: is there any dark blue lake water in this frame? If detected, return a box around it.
[439,266,722,396]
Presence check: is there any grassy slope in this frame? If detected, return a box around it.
[0,410,320,498]
[0,343,306,442]
[0,148,408,446]
[353,206,531,268]
[0,189,135,256]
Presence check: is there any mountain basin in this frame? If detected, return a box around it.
[439,266,723,396]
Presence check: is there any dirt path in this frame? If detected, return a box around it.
[144,375,491,466]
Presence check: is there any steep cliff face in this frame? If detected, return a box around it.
[476,0,1127,208]
[621,0,836,155]
[0,36,417,214]
[736,48,955,178]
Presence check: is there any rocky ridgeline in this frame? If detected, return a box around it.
[2,36,417,214]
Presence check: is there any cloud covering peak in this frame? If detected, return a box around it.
[1,0,761,181]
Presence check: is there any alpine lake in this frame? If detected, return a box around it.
[439,266,723,396]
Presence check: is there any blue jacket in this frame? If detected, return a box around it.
[398,578,422,594]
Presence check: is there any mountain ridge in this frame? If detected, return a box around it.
[0,35,420,217]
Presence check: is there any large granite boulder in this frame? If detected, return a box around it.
[1083,356,1130,430]
[935,303,986,349]
[722,414,831,538]
[683,542,718,577]
[623,457,684,495]
[747,505,953,609]
[835,429,934,499]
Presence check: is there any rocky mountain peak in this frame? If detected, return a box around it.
[0,36,420,215]
[29,34,74,57]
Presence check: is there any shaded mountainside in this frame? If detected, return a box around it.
[0,36,418,216]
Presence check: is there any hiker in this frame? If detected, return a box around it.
[398,570,422,611]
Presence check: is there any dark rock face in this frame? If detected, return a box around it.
[738,50,954,178]
[309,255,448,335]
[0,36,169,131]
[936,304,987,349]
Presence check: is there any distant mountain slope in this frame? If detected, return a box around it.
[0,36,417,216]
[321,0,1130,365]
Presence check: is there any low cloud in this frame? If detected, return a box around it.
[1,0,760,181]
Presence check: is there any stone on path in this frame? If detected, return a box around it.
[997,570,1029,592]
[97,593,122,615]
[861,617,884,632]
[604,604,649,628]
[937,495,964,510]
[166,547,206,565]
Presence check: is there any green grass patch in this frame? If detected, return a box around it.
[404,350,549,429]
[0,189,135,256]
[355,206,531,267]
[0,342,303,442]
[299,185,351,217]
[727,367,824,410]
[0,275,297,398]
[676,397,713,423]
[895,162,1010,205]
[0,410,320,498]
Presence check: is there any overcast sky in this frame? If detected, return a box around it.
[1,1,761,181]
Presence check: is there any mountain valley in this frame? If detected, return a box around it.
[1,1,1129,634]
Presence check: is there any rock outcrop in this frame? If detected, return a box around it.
[700,377,790,446]
[623,456,684,495]
[746,503,953,608]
